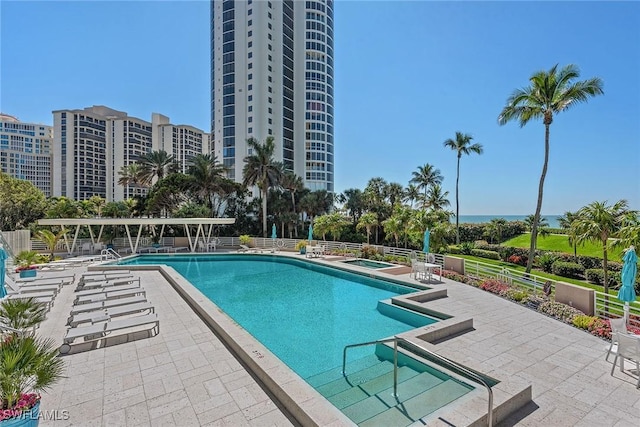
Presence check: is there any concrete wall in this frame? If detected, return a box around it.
[444,256,465,275]
[555,282,595,316]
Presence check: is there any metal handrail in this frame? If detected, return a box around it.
[343,336,494,427]
[101,248,121,260]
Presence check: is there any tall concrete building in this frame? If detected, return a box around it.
[210,0,335,191]
[52,106,209,202]
[0,113,53,196]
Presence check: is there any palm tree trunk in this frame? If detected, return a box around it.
[261,188,268,238]
[603,240,610,311]
[455,155,461,245]
[526,123,550,273]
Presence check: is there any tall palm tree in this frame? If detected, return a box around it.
[138,150,176,186]
[386,182,404,207]
[242,137,283,237]
[524,214,549,231]
[410,164,443,202]
[498,64,604,273]
[443,132,483,244]
[573,200,630,297]
[117,163,145,197]
[357,212,378,245]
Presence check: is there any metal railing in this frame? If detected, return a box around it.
[343,336,493,426]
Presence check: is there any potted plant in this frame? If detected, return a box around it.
[13,252,43,279]
[295,240,308,255]
[0,298,64,426]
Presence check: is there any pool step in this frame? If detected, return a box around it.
[313,357,473,427]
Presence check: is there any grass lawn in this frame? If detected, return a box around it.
[502,233,624,262]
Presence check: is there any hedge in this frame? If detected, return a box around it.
[585,269,621,288]
[551,261,585,279]
[470,249,501,260]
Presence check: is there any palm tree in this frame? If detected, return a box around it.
[443,132,483,244]
[34,228,67,261]
[485,218,508,244]
[117,163,145,197]
[524,214,549,231]
[557,210,580,259]
[498,64,604,273]
[424,184,450,211]
[410,164,443,202]
[357,212,378,245]
[280,171,304,236]
[386,182,404,207]
[382,215,402,247]
[573,200,630,297]
[242,137,283,237]
[403,184,420,209]
[187,154,227,211]
[138,150,176,186]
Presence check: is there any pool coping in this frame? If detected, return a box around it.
[101,253,533,426]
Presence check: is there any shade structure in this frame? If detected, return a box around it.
[0,246,7,298]
[618,246,637,324]
[271,223,277,239]
[308,224,313,242]
[423,229,430,254]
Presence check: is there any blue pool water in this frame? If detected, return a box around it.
[119,255,436,378]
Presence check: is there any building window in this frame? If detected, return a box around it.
[248,52,252,58]
[268,65,272,72]
[248,73,252,80]
[248,19,252,26]
[268,86,272,93]
[248,117,253,123]
[248,30,252,37]
[268,97,272,103]
[248,106,253,112]
[248,9,252,15]
[268,107,272,114]
[248,63,253,69]
[268,34,272,40]
[268,44,272,51]
[268,12,272,19]
[268,76,272,82]
[268,118,272,124]
[248,41,252,48]
[248,84,252,90]
[248,127,253,133]
[268,55,272,61]
[268,129,272,135]
[248,95,253,101]
[268,23,272,30]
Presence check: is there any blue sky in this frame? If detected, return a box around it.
[1,0,639,215]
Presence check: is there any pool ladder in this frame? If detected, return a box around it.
[343,336,494,427]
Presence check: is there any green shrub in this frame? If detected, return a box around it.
[585,269,621,287]
[470,249,501,260]
[572,314,598,330]
[551,261,585,278]
[239,235,251,245]
[536,253,558,273]
[447,245,462,254]
[505,288,529,302]
[460,241,475,255]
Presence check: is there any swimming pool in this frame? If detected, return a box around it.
[343,259,396,269]
[119,254,434,377]
[117,254,476,425]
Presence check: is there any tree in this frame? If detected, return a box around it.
[443,132,483,244]
[242,137,283,237]
[524,214,549,231]
[573,200,631,296]
[498,64,604,273]
[357,212,378,245]
[403,184,420,209]
[45,196,82,219]
[558,211,580,259]
[410,164,443,202]
[187,154,227,212]
[117,163,145,197]
[281,171,305,236]
[138,150,176,186]
[342,188,366,225]
[484,218,508,244]
[34,228,68,261]
[424,184,450,211]
[386,182,404,207]
[382,215,402,247]
[0,173,47,231]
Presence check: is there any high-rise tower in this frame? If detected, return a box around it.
[210,0,334,191]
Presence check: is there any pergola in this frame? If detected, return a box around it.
[37,217,235,255]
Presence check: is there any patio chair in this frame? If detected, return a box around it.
[69,295,148,316]
[59,313,159,354]
[606,318,629,361]
[410,259,426,280]
[67,302,155,327]
[238,244,250,253]
[74,287,146,305]
[74,280,142,298]
[610,332,640,388]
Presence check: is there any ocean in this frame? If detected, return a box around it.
[457,215,561,228]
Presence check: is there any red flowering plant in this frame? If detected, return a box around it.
[0,298,63,421]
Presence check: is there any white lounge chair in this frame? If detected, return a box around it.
[69,295,148,315]
[75,281,142,298]
[78,277,140,291]
[74,288,146,305]
[5,276,61,294]
[67,302,155,327]
[79,273,134,287]
[59,313,160,354]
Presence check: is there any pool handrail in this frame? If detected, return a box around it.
[342,336,494,427]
